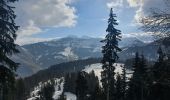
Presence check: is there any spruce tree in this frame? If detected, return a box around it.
[115,73,124,100]
[91,83,103,100]
[76,71,88,100]
[58,93,66,100]
[15,78,26,100]
[148,47,170,100]
[101,8,122,100]
[127,52,148,100]
[39,82,55,100]
[121,65,126,100]
[0,0,19,99]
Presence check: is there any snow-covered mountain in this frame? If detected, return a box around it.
[13,36,147,77]
[22,37,102,69]
[119,37,146,48]
[119,41,159,61]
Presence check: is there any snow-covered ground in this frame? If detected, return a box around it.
[58,47,79,61]
[83,63,133,85]
[64,92,77,100]
[27,77,77,100]
[27,63,132,100]
[27,78,65,100]
[53,78,64,99]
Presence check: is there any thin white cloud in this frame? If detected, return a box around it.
[17,20,42,37]
[122,32,154,43]
[16,37,59,46]
[106,0,124,12]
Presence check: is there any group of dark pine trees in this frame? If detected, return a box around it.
[0,0,20,100]
[99,8,170,100]
[0,0,170,100]
[62,8,170,100]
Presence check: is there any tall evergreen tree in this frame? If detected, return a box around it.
[0,0,19,99]
[115,73,124,100]
[100,8,122,100]
[15,78,26,100]
[58,93,66,100]
[127,52,148,100]
[91,82,103,100]
[39,82,55,100]
[148,47,170,100]
[121,65,126,100]
[76,71,88,100]
[64,72,77,94]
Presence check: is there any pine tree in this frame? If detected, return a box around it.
[76,71,88,100]
[0,0,19,99]
[121,65,126,100]
[115,73,124,100]
[39,82,55,100]
[15,78,26,100]
[100,8,122,100]
[148,47,170,100]
[91,83,103,100]
[127,52,148,100]
[64,72,77,94]
[58,93,66,100]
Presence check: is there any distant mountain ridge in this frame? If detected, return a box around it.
[13,36,149,77]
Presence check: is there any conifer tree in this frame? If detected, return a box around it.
[15,78,26,100]
[121,65,126,100]
[91,83,103,100]
[39,82,55,100]
[115,73,124,100]
[58,93,66,100]
[0,0,19,99]
[127,52,148,100]
[76,71,88,100]
[101,8,122,100]
[148,47,170,100]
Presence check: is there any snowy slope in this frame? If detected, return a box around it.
[27,63,133,100]
[27,77,77,100]
[27,78,64,100]
[83,63,133,85]
[53,78,64,99]
[64,92,77,100]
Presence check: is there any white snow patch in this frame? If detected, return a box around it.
[58,47,78,61]
[92,47,101,52]
[83,63,132,85]
[53,78,64,99]
[36,55,42,61]
[27,77,64,100]
[64,92,77,100]
[54,55,65,59]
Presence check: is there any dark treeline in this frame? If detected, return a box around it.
[23,58,101,96]
[62,71,103,100]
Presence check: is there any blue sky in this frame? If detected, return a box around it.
[14,0,167,45]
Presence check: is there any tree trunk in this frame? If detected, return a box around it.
[0,87,3,100]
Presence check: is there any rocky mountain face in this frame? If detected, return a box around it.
[13,36,154,77]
